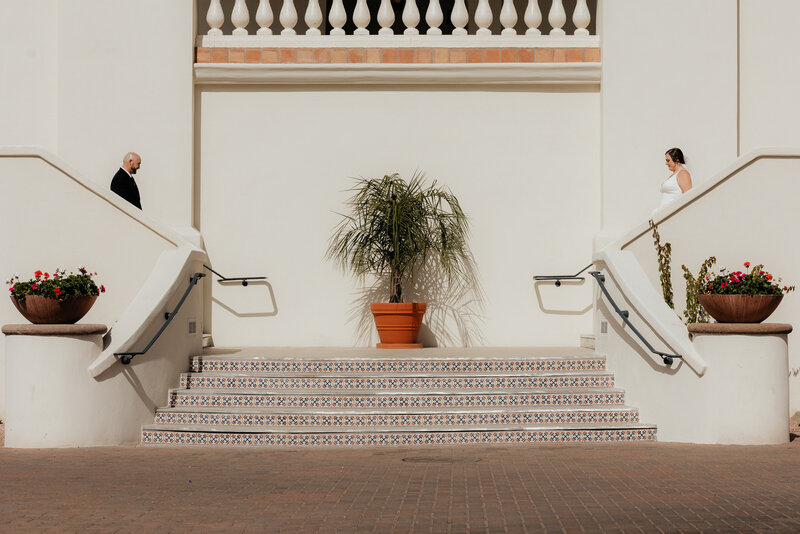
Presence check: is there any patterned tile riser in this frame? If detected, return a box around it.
[179,374,614,390]
[154,409,639,427]
[141,428,657,447]
[168,391,626,409]
[190,358,606,374]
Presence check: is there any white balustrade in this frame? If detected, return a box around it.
[279,0,298,35]
[500,0,517,36]
[378,0,395,35]
[198,0,594,40]
[231,0,250,35]
[548,0,567,36]
[451,0,468,35]
[353,0,371,35]
[573,0,591,36]
[474,0,493,36]
[256,0,274,35]
[402,0,421,35]
[328,0,347,36]
[206,0,224,36]
[426,0,444,36]
[305,0,323,36]
[524,0,541,35]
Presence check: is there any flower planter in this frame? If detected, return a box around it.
[11,295,98,324]
[698,294,783,323]
[370,302,426,348]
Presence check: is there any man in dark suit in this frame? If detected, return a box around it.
[110,152,143,209]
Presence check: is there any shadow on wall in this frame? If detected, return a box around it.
[348,254,486,347]
[211,280,278,317]
[533,279,592,315]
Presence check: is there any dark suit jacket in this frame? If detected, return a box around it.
[110,168,142,209]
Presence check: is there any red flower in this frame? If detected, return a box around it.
[721,282,728,288]
[54,288,61,295]
[8,286,13,292]
[784,286,788,290]
[100,285,106,293]
[44,272,50,279]
[744,262,750,267]
[759,271,765,275]
[34,270,42,278]
[31,283,38,290]
[767,274,773,280]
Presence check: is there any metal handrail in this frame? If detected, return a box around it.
[115,272,206,365]
[590,271,682,366]
[203,264,266,286]
[533,263,593,287]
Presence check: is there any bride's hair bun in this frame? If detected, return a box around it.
[665,147,686,164]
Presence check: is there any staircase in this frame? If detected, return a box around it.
[141,347,656,447]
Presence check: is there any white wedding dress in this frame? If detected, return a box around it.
[656,171,683,211]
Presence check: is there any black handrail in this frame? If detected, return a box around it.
[115,272,206,365]
[590,271,682,366]
[203,264,266,286]
[533,263,593,287]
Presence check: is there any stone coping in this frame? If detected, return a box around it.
[688,323,792,335]
[2,323,107,336]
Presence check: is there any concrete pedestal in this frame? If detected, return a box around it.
[689,323,791,445]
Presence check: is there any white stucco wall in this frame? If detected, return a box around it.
[198,86,600,347]
[55,0,195,228]
[0,1,59,152]
[739,0,800,152]
[599,0,738,233]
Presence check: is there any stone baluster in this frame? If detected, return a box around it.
[329,0,347,35]
[206,0,224,36]
[279,0,298,34]
[426,0,444,35]
[256,0,274,35]
[305,0,323,35]
[353,0,371,35]
[451,0,468,35]
[378,0,395,35]
[231,0,250,35]
[474,0,493,36]
[524,0,541,35]
[500,0,517,35]
[548,0,566,36]
[573,0,590,36]
[403,0,421,35]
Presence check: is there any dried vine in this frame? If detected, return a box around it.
[681,256,717,324]
[649,219,673,309]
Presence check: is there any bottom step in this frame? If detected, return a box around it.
[142,425,656,448]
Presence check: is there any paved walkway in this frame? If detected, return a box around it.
[1,436,799,533]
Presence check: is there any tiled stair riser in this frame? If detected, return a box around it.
[179,374,614,390]
[141,428,656,447]
[169,391,626,409]
[154,409,640,427]
[190,358,606,374]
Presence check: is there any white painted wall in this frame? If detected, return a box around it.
[739,0,800,152]
[198,86,600,347]
[0,1,59,151]
[599,0,738,233]
[55,0,195,228]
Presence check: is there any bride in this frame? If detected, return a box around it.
[657,147,692,211]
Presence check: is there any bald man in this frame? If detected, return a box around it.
[110,152,143,209]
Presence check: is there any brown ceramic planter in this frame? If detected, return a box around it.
[370,302,426,348]
[11,295,98,324]
[698,294,783,323]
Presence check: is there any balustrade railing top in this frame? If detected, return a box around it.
[199,0,597,46]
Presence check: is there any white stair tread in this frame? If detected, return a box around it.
[143,422,656,434]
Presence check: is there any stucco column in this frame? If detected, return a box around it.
[2,323,107,448]
[689,323,791,445]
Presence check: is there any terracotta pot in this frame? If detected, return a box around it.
[698,294,783,323]
[370,302,427,348]
[11,295,98,324]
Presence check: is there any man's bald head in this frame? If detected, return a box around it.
[122,152,142,174]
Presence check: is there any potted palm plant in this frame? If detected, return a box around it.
[327,173,471,348]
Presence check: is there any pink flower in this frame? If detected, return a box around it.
[721,282,728,288]
[8,286,13,292]
[31,283,38,290]
[100,285,106,293]
[784,286,788,290]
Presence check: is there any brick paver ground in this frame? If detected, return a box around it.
[1,436,799,533]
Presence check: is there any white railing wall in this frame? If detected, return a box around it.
[199,0,595,42]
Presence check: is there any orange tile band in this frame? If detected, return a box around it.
[196,47,601,65]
